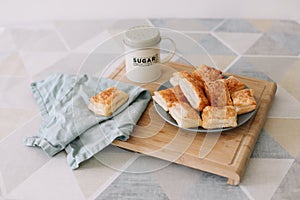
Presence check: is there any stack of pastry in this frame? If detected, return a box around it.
[153,64,257,129]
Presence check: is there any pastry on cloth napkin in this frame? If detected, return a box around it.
[24,74,151,169]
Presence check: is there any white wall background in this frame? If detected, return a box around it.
[0,0,299,24]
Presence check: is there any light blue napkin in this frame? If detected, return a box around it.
[24,73,151,169]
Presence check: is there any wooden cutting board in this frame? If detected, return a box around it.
[110,62,277,185]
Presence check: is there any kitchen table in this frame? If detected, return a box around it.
[0,18,299,200]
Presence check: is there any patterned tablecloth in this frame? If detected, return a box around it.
[0,18,299,200]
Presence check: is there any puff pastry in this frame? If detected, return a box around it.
[88,86,129,116]
[204,79,232,107]
[169,71,191,87]
[152,88,178,111]
[178,72,209,111]
[226,75,246,94]
[173,85,189,104]
[169,102,202,128]
[231,89,256,114]
[192,64,223,83]
[202,106,237,129]
[152,86,201,129]
[154,64,257,130]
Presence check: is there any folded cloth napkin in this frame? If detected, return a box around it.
[24,73,151,169]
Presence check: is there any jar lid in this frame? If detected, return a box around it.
[124,26,161,48]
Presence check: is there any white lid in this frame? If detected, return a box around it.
[124,26,161,48]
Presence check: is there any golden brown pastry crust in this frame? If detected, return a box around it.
[205,79,232,107]
[153,88,179,111]
[89,86,128,116]
[152,86,202,129]
[169,102,202,128]
[201,106,237,129]
[226,76,246,94]
[169,71,191,87]
[231,89,256,114]
[179,72,208,111]
[91,86,117,105]
[173,85,189,104]
[192,64,223,83]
